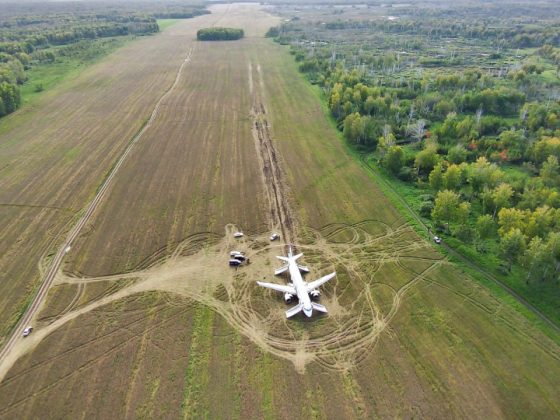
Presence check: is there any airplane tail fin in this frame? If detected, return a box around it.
[297,264,310,273]
[311,302,328,313]
[274,264,289,275]
[285,303,304,318]
[277,253,303,262]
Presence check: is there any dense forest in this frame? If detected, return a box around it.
[267,0,560,320]
[197,27,244,41]
[0,1,208,118]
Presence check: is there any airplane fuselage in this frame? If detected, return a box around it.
[256,247,335,318]
[288,259,313,317]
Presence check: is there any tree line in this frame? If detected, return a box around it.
[197,28,244,41]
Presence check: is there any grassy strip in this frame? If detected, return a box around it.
[257,351,274,419]
[181,304,214,419]
[20,37,134,106]
[157,19,180,31]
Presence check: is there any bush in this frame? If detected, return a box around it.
[397,166,415,181]
[197,27,244,41]
[453,224,473,243]
[419,200,434,217]
[265,27,280,38]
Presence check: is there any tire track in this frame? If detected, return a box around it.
[250,61,297,246]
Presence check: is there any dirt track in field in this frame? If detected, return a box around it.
[250,62,297,245]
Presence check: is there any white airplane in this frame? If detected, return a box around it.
[257,247,336,318]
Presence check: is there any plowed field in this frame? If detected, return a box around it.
[0,4,559,418]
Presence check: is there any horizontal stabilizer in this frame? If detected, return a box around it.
[297,265,310,273]
[292,253,303,261]
[257,281,296,295]
[274,265,289,275]
[312,302,328,313]
[306,272,336,292]
[276,256,289,262]
[286,303,304,318]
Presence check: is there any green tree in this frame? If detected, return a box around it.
[378,125,396,157]
[476,214,495,239]
[532,137,560,163]
[524,236,553,282]
[500,228,527,270]
[546,232,560,278]
[499,129,526,161]
[429,163,444,190]
[443,164,464,190]
[498,207,527,237]
[540,155,560,187]
[447,144,467,164]
[384,146,404,174]
[415,146,439,175]
[343,112,361,143]
[456,116,478,140]
[491,183,514,218]
[468,157,503,193]
[432,190,461,232]
[525,206,555,239]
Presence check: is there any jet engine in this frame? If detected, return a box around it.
[309,289,320,300]
[284,293,294,303]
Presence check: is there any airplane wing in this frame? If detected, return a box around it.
[306,272,336,292]
[257,281,296,295]
[286,303,304,318]
[274,265,289,275]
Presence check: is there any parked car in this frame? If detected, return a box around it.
[433,236,442,244]
[229,259,242,267]
[270,233,280,241]
[233,232,244,238]
[23,326,33,337]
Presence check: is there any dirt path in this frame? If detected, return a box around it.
[250,62,297,246]
[0,48,196,377]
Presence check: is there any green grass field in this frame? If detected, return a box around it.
[156,19,180,31]
[20,37,132,105]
